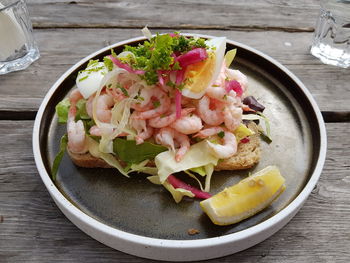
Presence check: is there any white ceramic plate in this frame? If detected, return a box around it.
[33,34,327,261]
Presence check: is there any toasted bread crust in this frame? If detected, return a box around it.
[67,150,113,168]
[215,122,260,171]
[67,122,260,171]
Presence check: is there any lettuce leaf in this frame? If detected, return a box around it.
[87,137,129,177]
[204,163,214,192]
[189,166,206,176]
[155,140,219,183]
[184,170,205,191]
[147,176,194,203]
[225,48,237,67]
[51,134,68,180]
[234,123,255,142]
[242,112,272,143]
[128,159,158,175]
[55,98,70,123]
[55,97,91,124]
[75,99,90,121]
[113,138,167,164]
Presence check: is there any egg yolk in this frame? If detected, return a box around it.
[183,52,216,94]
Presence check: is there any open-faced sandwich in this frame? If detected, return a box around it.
[53,29,283,225]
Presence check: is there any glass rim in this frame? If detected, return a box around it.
[0,0,23,12]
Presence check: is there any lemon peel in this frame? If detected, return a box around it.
[200,165,286,225]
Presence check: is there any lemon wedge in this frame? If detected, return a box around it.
[200,166,286,226]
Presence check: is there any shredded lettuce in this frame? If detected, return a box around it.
[147,176,194,203]
[189,166,206,176]
[141,25,153,40]
[163,182,195,203]
[51,134,68,180]
[147,175,161,185]
[184,170,205,191]
[55,97,91,124]
[55,98,70,123]
[75,99,90,121]
[128,159,158,175]
[242,113,272,143]
[204,163,214,192]
[87,137,129,177]
[155,140,219,184]
[225,48,237,68]
[113,138,167,164]
[234,123,255,142]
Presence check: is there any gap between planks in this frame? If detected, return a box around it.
[32,25,314,33]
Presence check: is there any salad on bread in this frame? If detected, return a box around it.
[53,28,271,204]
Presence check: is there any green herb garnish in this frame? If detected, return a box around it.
[87,59,99,67]
[217,131,225,138]
[103,56,114,71]
[122,33,207,85]
[153,100,161,108]
[78,75,88,82]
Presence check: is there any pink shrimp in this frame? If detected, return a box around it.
[206,131,238,159]
[130,112,154,144]
[170,113,203,135]
[206,61,227,101]
[95,94,115,123]
[86,95,94,118]
[197,95,224,126]
[135,126,154,144]
[131,87,153,110]
[193,126,224,138]
[89,125,102,136]
[106,85,126,102]
[133,87,171,120]
[89,125,128,137]
[223,105,242,132]
[226,69,248,91]
[148,107,195,128]
[206,84,226,101]
[67,89,88,154]
[155,127,190,162]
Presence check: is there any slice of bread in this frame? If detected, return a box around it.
[67,122,260,171]
[215,122,260,171]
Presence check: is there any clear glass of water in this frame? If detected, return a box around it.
[310,0,350,68]
[0,0,39,75]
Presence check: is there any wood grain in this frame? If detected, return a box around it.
[0,121,349,262]
[1,28,349,113]
[27,0,319,31]
[1,1,349,262]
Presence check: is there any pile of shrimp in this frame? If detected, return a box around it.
[67,62,248,162]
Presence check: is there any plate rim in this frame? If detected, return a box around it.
[32,33,327,260]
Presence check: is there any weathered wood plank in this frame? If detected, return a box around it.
[0,121,349,262]
[0,28,349,113]
[27,0,320,31]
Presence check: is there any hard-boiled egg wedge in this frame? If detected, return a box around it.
[200,166,286,226]
[76,61,108,99]
[181,37,226,99]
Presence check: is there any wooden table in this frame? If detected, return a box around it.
[1,1,349,262]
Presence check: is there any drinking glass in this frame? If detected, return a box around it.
[310,0,350,68]
[0,0,39,75]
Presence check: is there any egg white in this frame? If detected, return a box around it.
[76,62,107,99]
[181,37,226,99]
